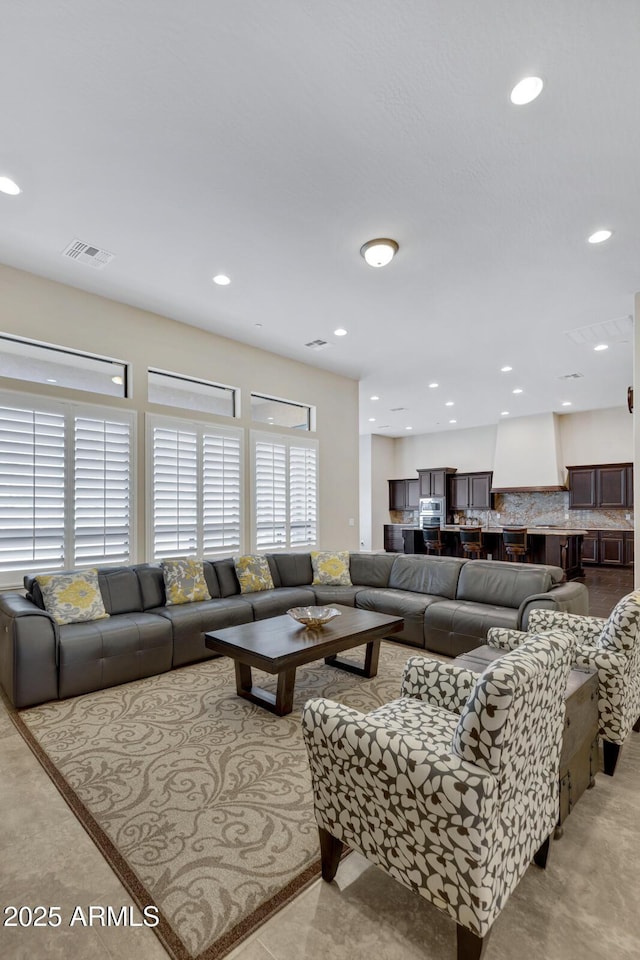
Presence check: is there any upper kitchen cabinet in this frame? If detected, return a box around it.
[568,464,633,509]
[418,467,456,498]
[449,472,493,511]
[388,478,420,511]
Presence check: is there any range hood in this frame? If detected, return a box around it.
[491,413,566,492]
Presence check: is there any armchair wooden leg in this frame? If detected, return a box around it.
[318,827,344,882]
[533,835,551,868]
[633,715,640,734]
[457,924,488,960]
[603,740,621,776]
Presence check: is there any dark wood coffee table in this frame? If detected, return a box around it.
[204,605,404,716]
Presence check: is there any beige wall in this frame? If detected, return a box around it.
[559,406,633,467]
[370,435,396,551]
[393,424,497,477]
[0,263,360,557]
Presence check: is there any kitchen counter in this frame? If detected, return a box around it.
[442,525,588,535]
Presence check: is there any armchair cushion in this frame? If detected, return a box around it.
[527,608,605,644]
[486,626,528,651]
[598,590,640,652]
[400,656,480,713]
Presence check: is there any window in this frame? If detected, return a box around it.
[148,369,237,418]
[250,393,314,430]
[0,392,134,586]
[0,333,128,398]
[252,432,318,550]
[148,415,242,559]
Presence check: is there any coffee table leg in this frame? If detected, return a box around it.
[325,639,380,679]
[234,661,297,716]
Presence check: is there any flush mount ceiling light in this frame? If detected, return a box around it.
[360,238,399,268]
[0,175,21,195]
[510,76,543,105]
[587,230,612,244]
[334,328,347,336]
[212,274,231,285]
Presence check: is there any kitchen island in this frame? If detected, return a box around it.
[386,524,587,580]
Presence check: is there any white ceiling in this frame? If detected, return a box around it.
[0,1,637,437]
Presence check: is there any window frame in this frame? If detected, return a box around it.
[0,389,136,588]
[147,367,239,419]
[250,429,319,552]
[146,412,244,561]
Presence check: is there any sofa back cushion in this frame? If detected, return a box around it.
[456,560,557,609]
[135,561,221,609]
[26,566,144,615]
[211,559,241,597]
[388,555,466,599]
[266,553,313,588]
[349,553,395,588]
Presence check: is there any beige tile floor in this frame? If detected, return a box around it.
[1,687,639,960]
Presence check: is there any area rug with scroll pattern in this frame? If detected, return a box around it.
[12,641,415,960]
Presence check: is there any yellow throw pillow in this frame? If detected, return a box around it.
[310,551,352,586]
[162,558,211,605]
[234,555,275,594]
[36,569,110,626]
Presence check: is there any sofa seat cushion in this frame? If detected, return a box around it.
[356,588,442,648]
[244,586,316,620]
[150,598,254,666]
[424,600,519,657]
[58,612,173,700]
[311,584,361,607]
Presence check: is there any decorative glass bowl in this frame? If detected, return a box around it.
[287,606,342,628]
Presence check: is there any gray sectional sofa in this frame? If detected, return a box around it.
[0,552,588,709]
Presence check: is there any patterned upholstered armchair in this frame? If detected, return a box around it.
[302,631,575,960]
[487,590,640,776]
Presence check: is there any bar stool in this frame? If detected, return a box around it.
[423,526,444,556]
[459,526,483,559]
[502,526,529,562]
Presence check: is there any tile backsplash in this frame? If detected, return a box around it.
[470,491,633,530]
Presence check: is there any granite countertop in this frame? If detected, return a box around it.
[441,525,588,535]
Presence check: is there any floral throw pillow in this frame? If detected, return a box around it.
[310,551,352,586]
[36,569,109,626]
[234,555,274,594]
[162,558,211,605]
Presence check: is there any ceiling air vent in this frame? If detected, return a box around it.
[558,372,584,380]
[62,239,115,269]
[390,406,407,412]
[564,315,632,345]
[305,339,329,350]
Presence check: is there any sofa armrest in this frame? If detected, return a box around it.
[486,627,529,651]
[0,593,58,708]
[517,580,589,630]
[527,608,605,643]
[400,655,480,713]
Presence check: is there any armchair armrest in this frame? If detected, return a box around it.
[574,644,627,672]
[302,697,497,829]
[400,656,480,713]
[486,627,528,651]
[527,609,605,643]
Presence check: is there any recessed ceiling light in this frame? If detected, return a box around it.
[449,419,457,424]
[587,230,612,244]
[513,388,523,394]
[405,426,413,431]
[501,411,510,416]
[500,365,513,372]
[562,401,572,407]
[360,238,399,268]
[510,76,543,105]
[594,343,609,351]
[212,274,231,285]
[445,401,454,407]
[267,417,274,422]
[111,375,124,385]
[370,395,379,400]
[0,175,21,196]
[428,382,439,389]
[334,328,348,336]
[46,378,57,383]
[368,417,376,422]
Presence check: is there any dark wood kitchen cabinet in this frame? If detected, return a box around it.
[581,533,599,565]
[449,472,493,511]
[581,529,633,566]
[599,530,625,565]
[625,531,634,566]
[568,464,633,509]
[418,467,456,498]
[383,525,405,552]
[388,479,419,511]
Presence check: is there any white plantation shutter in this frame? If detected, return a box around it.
[0,404,66,576]
[0,393,135,586]
[149,416,243,559]
[252,433,318,550]
[74,416,132,565]
[289,444,317,545]
[202,432,241,552]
